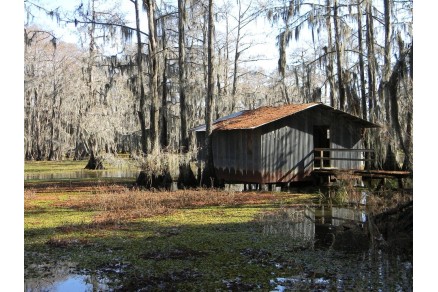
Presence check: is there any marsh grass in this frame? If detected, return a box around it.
[24,160,90,173]
[133,151,193,177]
[25,185,313,229]
[63,189,263,225]
[25,186,312,289]
[25,156,139,173]
[316,173,368,205]
[24,183,412,291]
[366,189,412,214]
[24,159,413,290]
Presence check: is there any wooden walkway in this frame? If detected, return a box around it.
[312,168,412,189]
[312,148,411,189]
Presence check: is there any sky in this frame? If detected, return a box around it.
[24,0,282,72]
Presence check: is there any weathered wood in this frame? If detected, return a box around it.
[209,104,377,184]
[355,170,411,178]
[313,168,411,189]
[314,148,374,152]
[315,157,374,162]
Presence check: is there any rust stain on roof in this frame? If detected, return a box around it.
[213,102,320,130]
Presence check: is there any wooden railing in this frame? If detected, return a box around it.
[313,148,375,169]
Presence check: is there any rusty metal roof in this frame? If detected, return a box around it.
[191,110,248,132]
[192,102,379,132]
[213,103,320,130]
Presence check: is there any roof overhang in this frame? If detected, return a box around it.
[190,110,248,132]
[315,104,380,128]
[191,103,380,132]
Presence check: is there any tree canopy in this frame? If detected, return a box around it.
[24,0,413,172]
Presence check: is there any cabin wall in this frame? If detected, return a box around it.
[308,108,363,169]
[210,107,366,184]
[212,129,262,183]
[260,111,313,183]
[259,109,364,183]
[330,120,363,169]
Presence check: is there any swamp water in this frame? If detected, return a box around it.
[24,169,140,181]
[25,205,412,291]
[25,274,109,292]
[260,206,412,291]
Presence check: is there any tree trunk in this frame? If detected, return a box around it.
[178,0,189,151]
[74,104,84,161]
[202,11,208,93]
[87,0,96,104]
[48,48,60,161]
[278,30,291,104]
[355,0,371,168]
[145,0,160,155]
[403,111,412,171]
[223,16,229,96]
[366,0,377,121]
[25,90,32,159]
[325,0,336,108]
[84,0,103,169]
[333,0,345,111]
[48,83,57,160]
[85,136,104,169]
[160,17,169,149]
[383,0,392,123]
[357,0,367,120]
[386,48,411,171]
[364,0,380,168]
[231,0,242,112]
[203,0,217,186]
[33,88,43,160]
[161,55,169,149]
[134,0,148,154]
[381,0,396,169]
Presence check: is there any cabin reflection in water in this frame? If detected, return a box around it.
[261,206,367,248]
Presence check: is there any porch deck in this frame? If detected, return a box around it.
[312,148,411,189]
[312,168,412,189]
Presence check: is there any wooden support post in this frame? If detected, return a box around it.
[260,184,269,191]
[320,150,323,169]
[398,178,404,189]
[376,178,385,191]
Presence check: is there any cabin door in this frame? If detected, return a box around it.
[313,126,331,168]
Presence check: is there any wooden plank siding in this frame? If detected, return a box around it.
[329,115,364,170]
[260,111,313,183]
[212,129,262,183]
[211,106,369,184]
[301,107,364,171]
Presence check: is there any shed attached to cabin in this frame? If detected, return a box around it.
[192,102,378,184]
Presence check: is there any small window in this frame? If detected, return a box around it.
[327,129,330,139]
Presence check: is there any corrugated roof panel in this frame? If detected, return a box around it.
[191,110,248,132]
[213,103,319,130]
[192,102,379,132]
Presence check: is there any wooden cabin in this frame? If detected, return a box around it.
[192,102,378,184]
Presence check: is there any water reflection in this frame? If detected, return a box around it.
[24,262,109,292]
[261,208,315,244]
[25,274,109,292]
[269,248,413,291]
[260,206,367,249]
[24,169,140,181]
[261,206,412,291]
